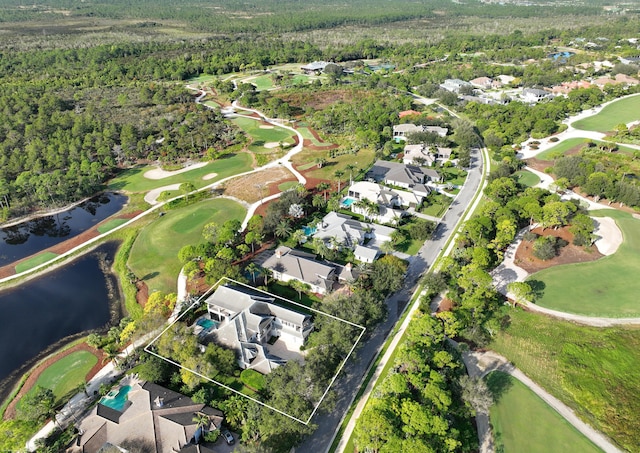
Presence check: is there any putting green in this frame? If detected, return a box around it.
[487,372,602,453]
[231,116,295,145]
[21,351,97,404]
[528,210,640,316]
[573,94,640,132]
[128,198,246,294]
[513,170,540,187]
[107,153,253,193]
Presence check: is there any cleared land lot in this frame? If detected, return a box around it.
[529,210,640,317]
[128,198,246,294]
[486,371,602,453]
[490,308,640,452]
[573,94,640,132]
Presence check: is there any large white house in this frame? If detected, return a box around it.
[206,285,312,374]
[392,123,448,141]
[403,144,452,166]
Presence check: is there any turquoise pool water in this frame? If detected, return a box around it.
[341,197,356,207]
[197,318,218,330]
[303,226,317,236]
[100,385,132,411]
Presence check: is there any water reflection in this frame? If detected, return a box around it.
[0,241,122,385]
[0,193,127,267]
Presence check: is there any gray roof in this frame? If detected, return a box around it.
[262,246,336,290]
[354,245,379,261]
[369,160,426,186]
[301,61,329,71]
[423,168,441,180]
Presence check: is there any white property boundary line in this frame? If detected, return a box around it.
[145,277,366,425]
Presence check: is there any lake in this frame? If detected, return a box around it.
[0,241,122,395]
[0,192,128,267]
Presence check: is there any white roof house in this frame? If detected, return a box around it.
[313,211,396,250]
[522,88,553,103]
[354,245,379,264]
[206,285,312,373]
[440,78,472,93]
[347,181,426,210]
[393,124,448,141]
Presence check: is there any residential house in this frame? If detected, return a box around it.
[496,74,516,85]
[592,73,640,88]
[206,284,313,373]
[403,144,452,166]
[398,109,421,118]
[262,246,336,294]
[367,160,441,187]
[522,88,553,103]
[440,78,472,93]
[313,211,396,261]
[619,56,640,65]
[469,76,495,89]
[300,61,329,74]
[393,123,448,141]
[551,80,592,95]
[73,380,224,453]
[347,180,426,216]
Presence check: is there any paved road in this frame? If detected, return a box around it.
[298,138,486,452]
[461,349,623,453]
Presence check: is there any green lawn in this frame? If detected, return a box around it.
[528,210,640,316]
[240,369,266,391]
[440,167,468,186]
[97,218,129,234]
[573,94,640,132]
[513,170,540,187]
[486,372,602,453]
[297,126,334,147]
[230,116,296,146]
[15,252,59,274]
[128,198,246,294]
[20,351,97,405]
[293,147,376,182]
[107,153,253,193]
[536,138,638,160]
[246,75,274,91]
[419,193,452,217]
[278,181,298,191]
[489,308,640,451]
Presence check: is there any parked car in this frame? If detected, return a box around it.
[222,429,235,445]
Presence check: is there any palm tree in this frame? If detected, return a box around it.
[380,240,395,256]
[312,194,326,209]
[317,182,331,201]
[102,343,120,365]
[289,279,309,300]
[246,262,260,285]
[345,164,357,185]
[261,267,272,286]
[294,183,308,198]
[291,229,306,244]
[193,412,211,433]
[334,169,345,193]
[312,237,330,259]
[274,220,292,239]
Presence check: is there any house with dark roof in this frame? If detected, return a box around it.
[262,246,337,294]
[73,380,223,453]
[205,284,312,373]
[367,160,441,186]
[301,61,330,74]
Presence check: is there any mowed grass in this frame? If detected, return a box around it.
[20,351,97,405]
[486,372,602,453]
[107,153,253,193]
[97,218,129,234]
[573,94,640,132]
[246,75,274,91]
[297,126,334,147]
[128,198,246,294]
[230,116,295,145]
[14,252,59,274]
[292,146,376,182]
[536,137,638,160]
[528,210,640,316]
[489,308,640,451]
[513,169,540,187]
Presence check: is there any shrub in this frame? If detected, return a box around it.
[523,231,538,242]
[532,236,557,260]
[549,136,559,142]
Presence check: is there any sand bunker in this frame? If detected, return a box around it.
[259,125,274,129]
[143,162,208,180]
[202,173,218,181]
[144,184,182,205]
[264,142,280,149]
[593,216,623,256]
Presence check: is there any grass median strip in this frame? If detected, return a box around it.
[15,252,59,274]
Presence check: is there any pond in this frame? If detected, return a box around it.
[0,241,122,399]
[0,192,128,267]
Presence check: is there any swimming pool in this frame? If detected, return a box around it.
[341,197,356,207]
[197,318,218,330]
[303,226,317,236]
[100,385,132,412]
